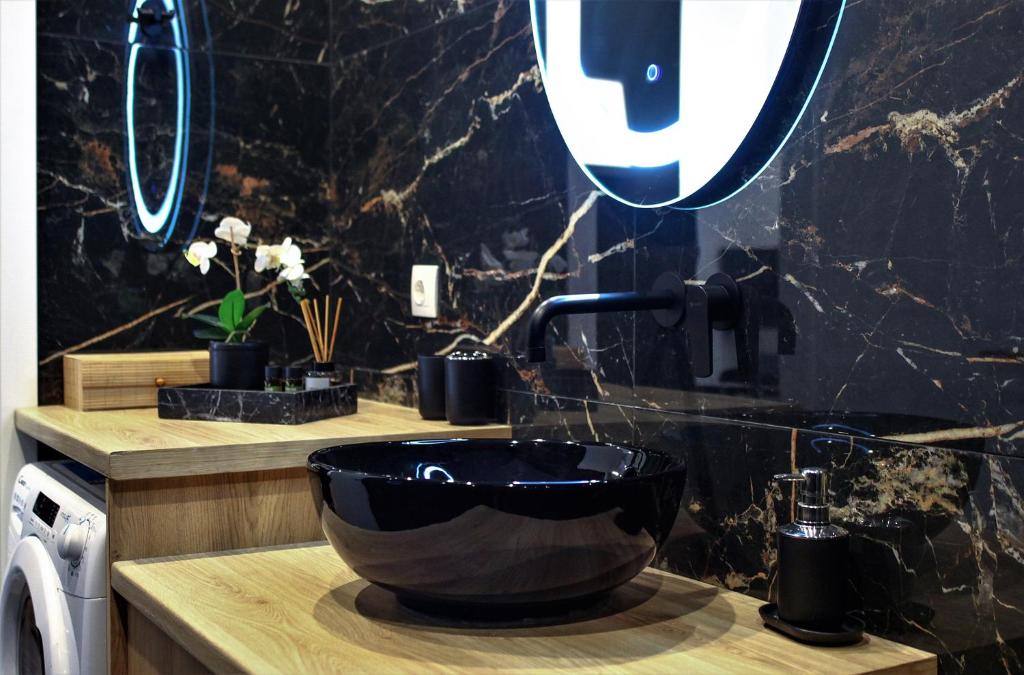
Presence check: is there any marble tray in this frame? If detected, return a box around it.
[157,383,358,425]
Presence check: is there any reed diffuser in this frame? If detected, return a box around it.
[299,295,343,389]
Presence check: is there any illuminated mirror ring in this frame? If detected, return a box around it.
[124,0,214,246]
[530,0,845,209]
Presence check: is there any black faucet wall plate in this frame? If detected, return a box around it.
[650,272,686,328]
[633,271,744,378]
[685,272,742,378]
[704,273,741,330]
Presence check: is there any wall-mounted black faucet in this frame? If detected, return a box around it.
[527,272,741,377]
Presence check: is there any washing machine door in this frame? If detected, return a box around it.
[0,537,79,675]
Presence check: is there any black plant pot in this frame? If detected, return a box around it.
[209,340,269,390]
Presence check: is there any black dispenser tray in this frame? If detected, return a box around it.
[759,603,865,647]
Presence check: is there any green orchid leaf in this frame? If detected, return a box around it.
[193,327,230,341]
[217,297,234,331]
[189,313,224,330]
[236,304,269,332]
[218,289,246,331]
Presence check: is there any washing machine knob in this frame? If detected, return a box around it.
[58,522,88,562]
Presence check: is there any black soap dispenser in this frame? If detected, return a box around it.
[761,467,863,645]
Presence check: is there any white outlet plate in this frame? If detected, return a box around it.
[410,264,440,318]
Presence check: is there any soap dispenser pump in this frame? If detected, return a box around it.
[772,467,849,632]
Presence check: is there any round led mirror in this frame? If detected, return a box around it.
[530,0,845,209]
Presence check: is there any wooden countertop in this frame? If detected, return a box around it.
[15,401,510,480]
[112,543,936,675]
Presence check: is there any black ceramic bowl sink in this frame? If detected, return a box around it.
[308,439,686,614]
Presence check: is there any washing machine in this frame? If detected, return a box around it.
[1,461,107,675]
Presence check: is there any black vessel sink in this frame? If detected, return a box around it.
[308,439,686,615]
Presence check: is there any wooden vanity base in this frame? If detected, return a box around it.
[122,604,211,675]
[14,400,512,675]
[112,543,937,675]
[106,468,323,675]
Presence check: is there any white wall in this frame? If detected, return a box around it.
[0,0,39,563]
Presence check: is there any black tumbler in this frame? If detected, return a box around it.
[417,355,447,420]
[444,350,496,425]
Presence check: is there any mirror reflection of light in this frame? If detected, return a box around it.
[417,464,455,482]
[510,480,599,485]
[126,0,190,237]
[812,423,874,438]
[811,436,872,456]
[408,439,463,445]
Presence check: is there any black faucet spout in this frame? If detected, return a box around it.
[527,289,679,363]
[526,272,741,377]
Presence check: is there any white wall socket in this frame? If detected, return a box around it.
[410,264,440,318]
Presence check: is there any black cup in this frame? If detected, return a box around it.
[444,350,496,425]
[417,355,447,420]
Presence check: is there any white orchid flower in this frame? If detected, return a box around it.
[254,244,276,272]
[279,262,308,286]
[184,241,218,275]
[254,237,303,274]
[279,237,303,268]
[214,217,251,246]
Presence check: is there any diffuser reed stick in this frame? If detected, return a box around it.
[328,297,343,363]
[300,299,323,362]
[323,300,330,360]
[312,299,324,355]
[300,295,343,363]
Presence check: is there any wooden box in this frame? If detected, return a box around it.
[63,351,210,411]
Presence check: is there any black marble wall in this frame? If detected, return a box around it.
[37,1,1024,672]
[325,4,1024,670]
[37,0,332,403]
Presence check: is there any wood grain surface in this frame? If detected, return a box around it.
[106,469,327,675]
[63,351,209,411]
[112,543,937,675]
[124,603,212,675]
[15,400,511,479]
[107,468,323,562]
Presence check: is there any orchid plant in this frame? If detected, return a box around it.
[185,217,309,343]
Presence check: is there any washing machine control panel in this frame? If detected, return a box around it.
[9,463,107,599]
[32,490,61,528]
